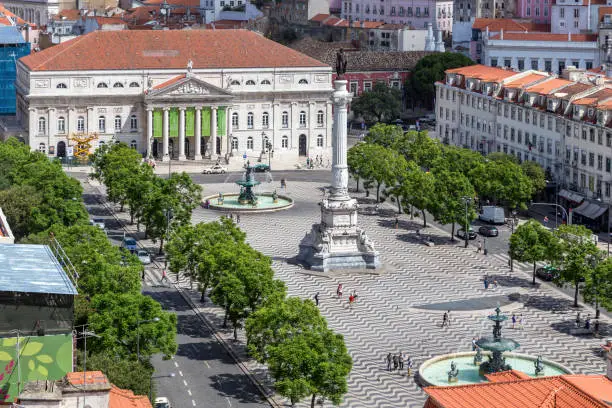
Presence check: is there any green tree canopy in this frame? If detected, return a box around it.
[363,123,404,148]
[584,257,612,313]
[393,130,442,169]
[399,161,436,227]
[430,168,476,238]
[509,220,558,284]
[348,144,406,202]
[351,82,401,123]
[521,160,547,195]
[81,352,154,399]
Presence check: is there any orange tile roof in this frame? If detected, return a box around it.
[92,16,126,25]
[573,89,612,105]
[557,83,594,99]
[489,32,598,42]
[0,3,30,26]
[446,64,517,82]
[310,13,330,22]
[52,9,82,21]
[473,18,549,32]
[526,78,573,94]
[66,371,109,386]
[143,0,199,6]
[485,370,531,382]
[424,375,610,408]
[599,6,612,21]
[109,385,152,408]
[153,74,185,89]
[505,73,548,88]
[20,30,328,72]
[563,375,612,403]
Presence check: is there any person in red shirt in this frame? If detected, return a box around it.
[349,294,355,308]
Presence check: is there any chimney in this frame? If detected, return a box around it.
[500,28,503,40]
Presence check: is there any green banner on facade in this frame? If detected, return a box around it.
[153,110,162,138]
[169,108,179,137]
[217,108,226,136]
[186,108,195,137]
[201,108,211,137]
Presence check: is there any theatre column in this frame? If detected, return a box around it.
[178,107,186,161]
[194,107,202,161]
[146,108,153,159]
[162,107,169,161]
[211,106,218,159]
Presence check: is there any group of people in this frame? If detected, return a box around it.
[386,352,414,376]
[227,213,241,224]
[306,156,327,169]
[511,313,525,329]
[483,276,499,290]
[336,284,358,308]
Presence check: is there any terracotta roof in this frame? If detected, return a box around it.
[557,83,594,99]
[485,370,531,383]
[92,16,126,25]
[52,9,82,21]
[563,375,612,403]
[204,19,247,29]
[109,385,152,408]
[0,3,30,26]
[424,375,610,408]
[290,37,431,72]
[489,32,598,42]
[323,16,341,25]
[153,74,185,89]
[446,65,516,82]
[598,6,612,21]
[526,78,574,94]
[66,371,109,386]
[143,0,199,6]
[473,18,550,32]
[310,13,330,22]
[573,88,612,105]
[20,30,328,71]
[333,19,385,28]
[505,73,548,88]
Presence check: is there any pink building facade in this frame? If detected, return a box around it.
[516,0,552,23]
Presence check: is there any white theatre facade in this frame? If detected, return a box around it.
[15,30,334,164]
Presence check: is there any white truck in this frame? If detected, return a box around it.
[479,206,505,224]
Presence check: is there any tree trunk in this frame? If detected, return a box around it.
[451,222,455,240]
[120,202,124,212]
[158,238,164,255]
[532,262,537,285]
[356,177,360,193]
[396,196,402,214]
[422,210,427,227]
[233,325,238,341]
[376,182,382,202]
[311,394,316,408]
[410,204,414,220]
[573,281,579,308]
[130,210,135,225]
[223,307,228,328]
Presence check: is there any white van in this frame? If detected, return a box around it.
[479,206,505,224]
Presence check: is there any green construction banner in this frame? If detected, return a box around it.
[153,110,162,138]
[201,108,211,137]
[217,108,226,136]
[169,108,179,137]
[185,108,195,137]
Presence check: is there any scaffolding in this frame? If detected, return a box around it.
[67,132,98,162]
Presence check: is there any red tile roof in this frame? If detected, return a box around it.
[109,385,152,408]
[153,74,185,89]
[20,30,328,71]
[505,73,548,88]
[485,370,531,383]
[446,65,517,82]
[489,32,598,42]
[473,18,550,32]
[143,0,199,6]
[526,78,573,94]
[52,9,82,21]
[92,16,126,26]
[0,3,30,26]
[598,6,612,21]
[573,89,612,105]
[310,13,330,22]
[66,371,109,386]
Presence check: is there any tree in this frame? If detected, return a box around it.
[81,352,154,398]
[351,82,401,123]
[0,185,43,240]
[347,143,371,193]
[521,160,547,196]
[584,257,612,315]
[351,144,406,202]
[554,224,601,307]
[399,162,436,227]
[393,130,442,170]
[434,145,485,177]
[364,123,404,148]
[509,220,558,285]
[405,52,474,109]
[429,169,476,239]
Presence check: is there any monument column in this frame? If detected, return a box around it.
[178,107,186,161]
[162,107,169,161]
[331,80,351,199]
[194,107,202,161]
[211,106,218,159]
[146,108,153,159]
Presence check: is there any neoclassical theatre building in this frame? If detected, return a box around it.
[16,30,334,164]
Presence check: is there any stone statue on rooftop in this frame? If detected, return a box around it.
[336,49,348,78]
[187,59,193,74]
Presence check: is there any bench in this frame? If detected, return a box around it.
[569,327,593,335]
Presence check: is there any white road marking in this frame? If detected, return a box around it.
[179,370,184,377]
[226,397,232,407]
[187,389,192,396]
[192,399,196,406]
[174,361,179,368]
[204,361,211,369]
[183,379,188,387]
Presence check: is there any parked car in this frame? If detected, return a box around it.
[479,206,505,224]
[121,237,138,253]
[457,227,477,240]
[137,249,151,265]
[478,225,499,237]
[252,163,270,172]
[202,164,227,174]
[535,265,560,281]
[89,218,105,230]
[154,397,171,408]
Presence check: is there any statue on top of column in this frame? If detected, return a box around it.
[336,49,348,78]
[187,59,193,74]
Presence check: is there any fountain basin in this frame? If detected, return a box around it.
[418,352,573,387]
[203,193,294,213]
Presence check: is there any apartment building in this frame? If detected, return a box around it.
[434,64,612,227]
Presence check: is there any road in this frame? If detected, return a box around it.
[81,181,268,408]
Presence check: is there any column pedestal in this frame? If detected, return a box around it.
[297,79,380,272]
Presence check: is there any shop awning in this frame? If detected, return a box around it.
[558,189,584,204]
[573,200,608,219]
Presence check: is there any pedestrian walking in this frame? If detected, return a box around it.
[386,353,393,371]
[477,241,482,253]
[442,311,449,327]
[236,214,241,224]
[484,276,489,290]
[348,294,355,308]
[142,269,146,281]
[314,292,320,306]
[406,357,413,377]
[395,217,399,229]
[575,311,582,328]
[393,354,399,371]
[161,269,168,283]
[337,283,343,297]
[398,352,404,370]
[512,313,516,329]
[471,337,478,351]
[518,314,524,330]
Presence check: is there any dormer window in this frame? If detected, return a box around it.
[97,83,108,88]
[113,82,124,88]
[245,80,256,85]
[547,99,553,110]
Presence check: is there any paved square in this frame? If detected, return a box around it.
[189,180,608,407]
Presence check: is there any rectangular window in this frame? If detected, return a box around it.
[518,59,524,70]
[282,112,289,128]
[363,81,372,92]
[589,152,595,167]
[598,154,603,170]
[574,8,579,17]
[607,157,611,173]
[560,7,564,17]
[545,60,552,72]
[531,60,539,70]
[491,58,498,67]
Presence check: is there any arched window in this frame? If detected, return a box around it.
[245,80,256,85]
[57,116,66,133]
[299,111,307,127]
[261,79,271,85]
[129,82,139,87]
[130,114,138,130]
[317,134,324,147]
[230,80,241,85]
[317,110,324,126]
[56,83,67,88]
[231,137,239,150]
[247,112,254,129]
[232,112,239,129]
[281,135,289,148]
[97,83,108,88]
[77,116,85,132]
[282,111,289,128]
[38,117,46,134]
[38,142,46,153]
[298,79,308,84]
[247,136,254,150]
[262,112,269,128]
[114,115,122,131]
[98,116,106,132]
[130,140,137,149]
[113,82,124,88]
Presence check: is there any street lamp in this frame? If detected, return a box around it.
[149,372,175,402]
[136,317,160,360]
[462,197,471,248]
